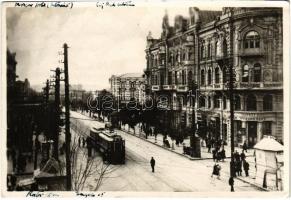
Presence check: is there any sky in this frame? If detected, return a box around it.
[6,4,221,91]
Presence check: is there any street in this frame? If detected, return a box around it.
[70,111,261,192]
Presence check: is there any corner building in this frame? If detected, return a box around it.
[144,7,283,147]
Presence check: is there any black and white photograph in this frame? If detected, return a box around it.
[1,0,289,197]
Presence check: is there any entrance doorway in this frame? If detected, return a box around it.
[248,121,257,147]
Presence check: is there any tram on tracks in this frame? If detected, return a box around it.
[90,127,125,164]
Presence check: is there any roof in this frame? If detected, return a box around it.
[199,10,222,25]
[254,136,284,152]
[118,73,144,78]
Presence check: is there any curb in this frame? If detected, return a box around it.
[235,177,269,192]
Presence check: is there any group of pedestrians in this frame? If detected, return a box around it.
[233,150,249,177]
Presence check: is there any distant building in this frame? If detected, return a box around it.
[109,73,145,103]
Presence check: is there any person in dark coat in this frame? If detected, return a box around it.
[207,140,212,153]
[243,141,248,152]
[236,160,242,176]
[211,163,221,179]
[221,148,226,162]
[212,149,217,162]
[234,150,240,162]
[243,161,250,177]
[240,150,246,162]
[229,177,234,192]
[150,157,155,173]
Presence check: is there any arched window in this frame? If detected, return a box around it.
[201,69,205,86]
[207,43,211,58]
[246,94,257,111]
[214,95,220,108]
[215,67,220,83]
[208,96,211,108]
[199,96,206,107]
[215,41,219,56]
[263,95,273,111]
[242,65,249,82]
[208,69,212,85]
[234,95,241,110]
[200,43,204,59]
[254,63,261,82]
[188,71,193,85]
[244,31,260,48]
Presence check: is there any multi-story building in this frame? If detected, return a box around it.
[144,7,283,147]
[109,73,145,104]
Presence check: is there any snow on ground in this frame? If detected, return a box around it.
[70,111,261,192]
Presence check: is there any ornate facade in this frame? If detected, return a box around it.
[144,7,283,147]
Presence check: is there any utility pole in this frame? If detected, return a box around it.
[63,43,71,190]
[52,67,61,160]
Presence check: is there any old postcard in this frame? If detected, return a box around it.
[1,0,289,198]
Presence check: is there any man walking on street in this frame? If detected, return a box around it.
[243,161,250,177]
[150,157,155,173]
[229,176,234,192]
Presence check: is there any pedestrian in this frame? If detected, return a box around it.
[234,150,240,162]
[236,160,242,176]
[240,150,246,162]
[211,162,221,179]
[243,141,248,152]
[150,157,155,173]
[207,140,212,153]
[212,149,217,162]
[221,148,226,162]
[229,176,234,192]
[243,161,250,177]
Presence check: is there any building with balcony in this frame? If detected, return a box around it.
[144,7,283,147]
[109,73,145,104]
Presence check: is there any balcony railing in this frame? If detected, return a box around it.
[177,85,189,92]
[199,82,282,90]
[151,85,160,91]
[183,60,194,65]
[238,48,265,57]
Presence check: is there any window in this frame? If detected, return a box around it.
[175,71,178,84]
[201,69,205,86]
[200,43,204,59]
[262,121,272,135]
[223,67,227,83]
[263,95,273,111]
[208,69,212,85]
[254,63,261,82]
[246,94,256,111]
[214,95,220,108]
[223,96,227,109]
[234,95,241,110]
[188,71,193,85]
[168,72,172,85]
[242,65,249,82]
[215,67,220,83]
[244,31,260,49]
[199,96,206,107]
[215,41,219,56]
[223,39,227,57]
[207,43,211,58]
[208,96,212,108]
[182,70,186,85]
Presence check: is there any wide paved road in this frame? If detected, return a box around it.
[70,111,261,192]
